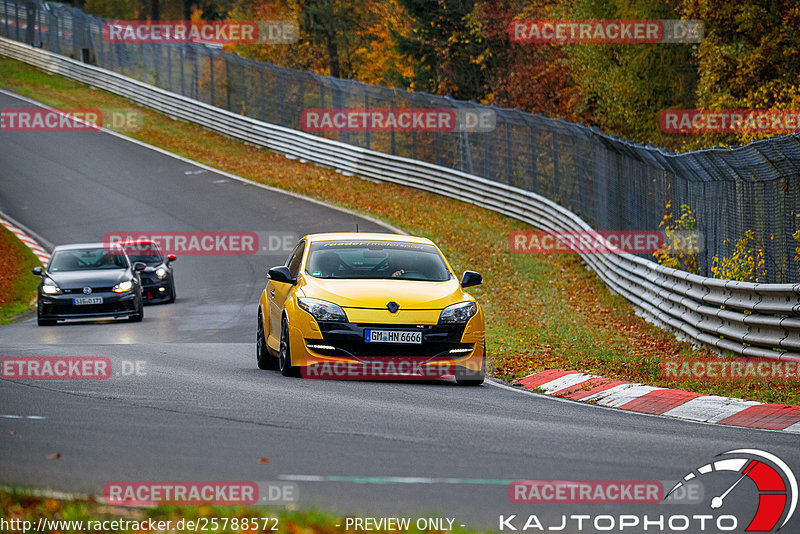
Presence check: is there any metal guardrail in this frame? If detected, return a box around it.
[2,36,800,362]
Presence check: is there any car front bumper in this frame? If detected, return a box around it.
[141,281,171,302]
[38,291,140,320]
[291,319,485,377]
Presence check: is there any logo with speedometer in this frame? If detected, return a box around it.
[666,449,797,532]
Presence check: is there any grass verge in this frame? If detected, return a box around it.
[1,55,797,405]
[0,223,40,324]
[0,489,482,534]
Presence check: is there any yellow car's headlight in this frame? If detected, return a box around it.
[439,301,477,324]
[112,280,134,293]
[298,297,348,322]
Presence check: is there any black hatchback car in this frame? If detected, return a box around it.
[121,239,177,303]
[33,243,145,326]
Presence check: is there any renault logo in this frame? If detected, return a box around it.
[386,301,400,313]
[83,287,92,294]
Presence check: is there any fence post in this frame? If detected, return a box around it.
[260,66,266,122]
[390,99,396,155]
[24,0,34,45]
[225,55,231,111]
[241,61,247,115]
[166,45,172,91]
[505,123,513,185]
[179,46,185,96]
[277,66,285,126]
[364,92,370,150]
[551,125,560,196]
[193,47,199,100]
[209,50,215,106]
[529,125,537,190]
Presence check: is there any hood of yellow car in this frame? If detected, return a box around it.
[301,276,468,310]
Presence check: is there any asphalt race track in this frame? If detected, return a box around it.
[1,91,798,530]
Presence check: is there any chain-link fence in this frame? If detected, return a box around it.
[3,0,799,282]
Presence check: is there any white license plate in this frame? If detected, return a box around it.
[365,329,422,344]
[72,296,103,305]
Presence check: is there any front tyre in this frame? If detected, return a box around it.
[279,317,299,377]
[257,310,277,370]
[128,292,144,322]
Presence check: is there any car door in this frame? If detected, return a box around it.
[267,240,305,348]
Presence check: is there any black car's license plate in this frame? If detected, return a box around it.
[365,329,422,344]
[73,296,103,305]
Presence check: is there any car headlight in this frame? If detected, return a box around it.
[42,281,61,295]
[112,280,134,293]
[155,267,167,279]
[297,297,348,322]
[439,301,477,324]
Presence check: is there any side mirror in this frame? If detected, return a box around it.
[32,266,43,276]
[460,270,482,288]
[268,266,297,285]
[133,262,146,272]
[167,254,177,262]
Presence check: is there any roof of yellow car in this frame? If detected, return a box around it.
[303,232,434,245]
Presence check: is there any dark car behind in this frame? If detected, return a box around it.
[121,240,177,304]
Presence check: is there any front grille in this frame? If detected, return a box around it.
[48,301,135,316]
[62,287,113,294]
[311,322,471,358]
[139,273,160,285]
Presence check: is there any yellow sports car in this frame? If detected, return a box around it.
[256,233,486,385]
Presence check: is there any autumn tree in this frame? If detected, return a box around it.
[477,0,579,117]
[394,0,502,99]
[681,0,800,148]
[563,0,699,149]
[231,0,412,85]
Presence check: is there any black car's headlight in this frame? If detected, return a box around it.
[112,280,134,293]
[42,281,62,295]
[155,267,168,279]
[297,297,348,322]
[439,301,477,324]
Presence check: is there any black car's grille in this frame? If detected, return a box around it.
[62,287,114,294]
[48,301,136,315]
[139,273,160,285]
[310,322,471,358]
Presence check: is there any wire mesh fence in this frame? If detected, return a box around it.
[3,0,799,282]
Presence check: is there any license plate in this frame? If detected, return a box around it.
[365,329,422,344]
[72,296,103,305]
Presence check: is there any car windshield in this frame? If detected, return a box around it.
[49,247,128,272]
[122,242,164,266]
[305,241,451,281]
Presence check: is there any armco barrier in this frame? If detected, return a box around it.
[2,36,799,362]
